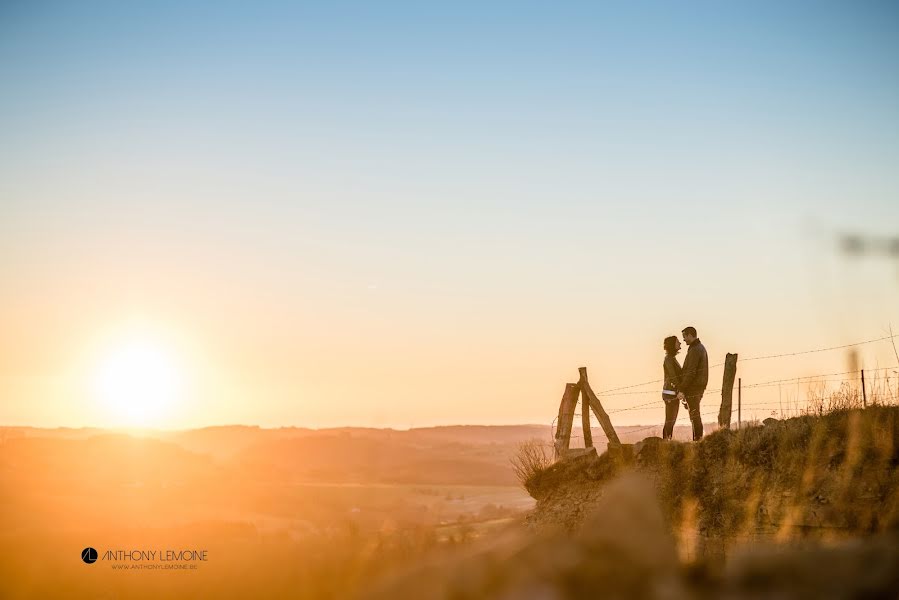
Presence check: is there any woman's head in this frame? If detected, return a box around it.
[663,336,681,355]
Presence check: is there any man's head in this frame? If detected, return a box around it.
[682,326,698,345]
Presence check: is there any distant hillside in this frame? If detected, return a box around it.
[229,433,520,485]
[0,423,569,492]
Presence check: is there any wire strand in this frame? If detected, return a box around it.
[738,334,899,362]
[599,334,899,393]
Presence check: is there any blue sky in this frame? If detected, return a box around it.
[1,1,898,427]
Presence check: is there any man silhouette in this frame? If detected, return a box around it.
[676,326,708,441]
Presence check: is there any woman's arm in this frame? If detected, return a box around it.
[664,356,682,388]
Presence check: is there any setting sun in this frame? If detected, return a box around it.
[92,335,184,426]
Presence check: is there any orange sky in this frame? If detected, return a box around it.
[2,2,899,430]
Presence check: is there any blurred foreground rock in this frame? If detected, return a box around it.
[361,473,899,599]
[361,475,683,599]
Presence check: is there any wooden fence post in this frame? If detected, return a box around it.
[577,367,621,447]
[861,369,867,408]
[554,383,579,459]
[737,377,741,429]
[581,388,593,448]
[718,353,738,429]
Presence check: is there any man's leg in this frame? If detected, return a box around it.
[686,393,704,441]
[663,399,679,440]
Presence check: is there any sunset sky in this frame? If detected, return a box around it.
[2,2,898,429]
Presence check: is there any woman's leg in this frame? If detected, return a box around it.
[662,399,679,439]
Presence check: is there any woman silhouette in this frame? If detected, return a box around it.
[662,335,682,440]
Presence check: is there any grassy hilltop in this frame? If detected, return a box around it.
[364,406,899,598]
[525,405,899,556]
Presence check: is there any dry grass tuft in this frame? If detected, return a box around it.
[510,439,553,490]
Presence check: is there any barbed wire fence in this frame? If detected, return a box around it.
[550,333,899,447]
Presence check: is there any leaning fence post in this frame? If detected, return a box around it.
[554,383,579,459]
[577,367,621,447]
[581,388,593,448]
[718,353,738,429]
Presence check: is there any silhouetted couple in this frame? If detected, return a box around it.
[662,326,708,441]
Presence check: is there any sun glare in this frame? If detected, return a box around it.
[92,335,184,426]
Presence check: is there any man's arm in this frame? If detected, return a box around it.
[679,346,697,393]
[699,346,709,387]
